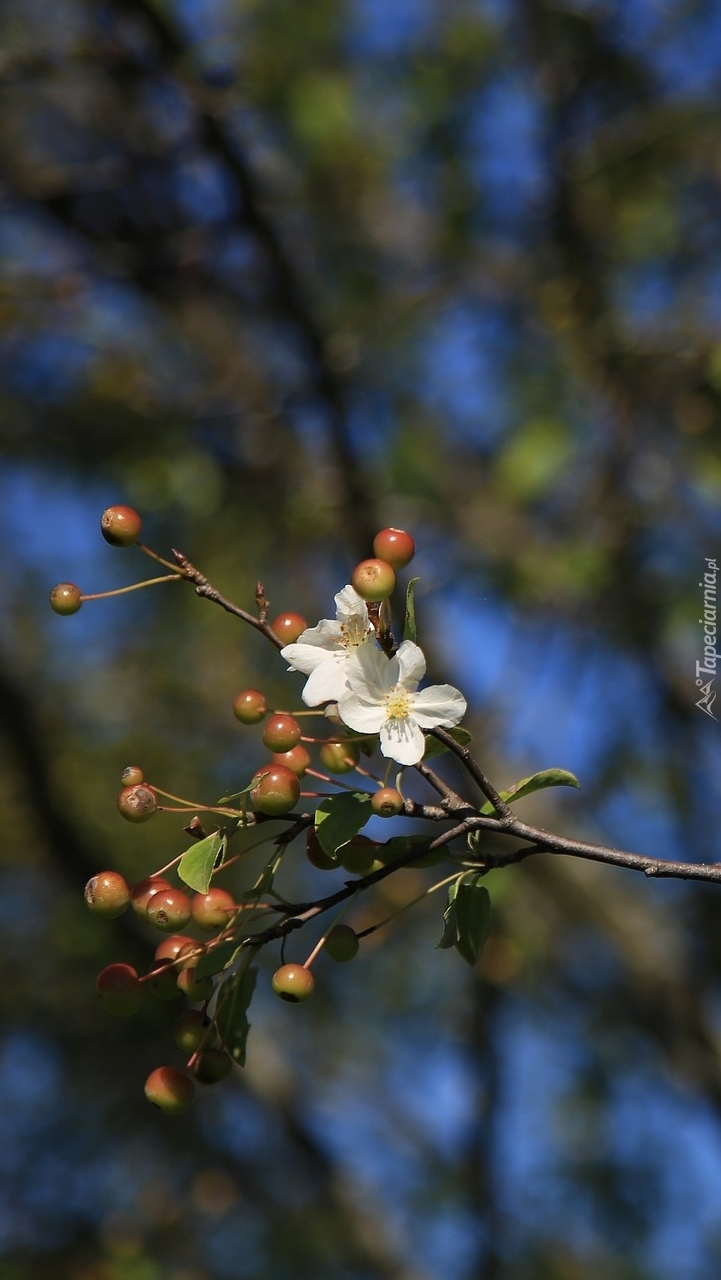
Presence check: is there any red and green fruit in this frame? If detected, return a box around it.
[50,582,82,615]
[191,888,236,931]
[100,505,143,547]
[271,744,311,777]
[146,888,192,932]
[372,528,415,570]
[262,713,301,753]
[371,787,404,817]
[350,558,396,601]
[325,925,359,963]
[271,963,315,1002]
[192,1048,233,1084]
[144,1066,194,1116]
[96,963,144,1016]
[319,739,360,774]
[232,689,267,724]
[85,871,130,918]
[117,784,157,823]
[271,612,308,644]
[250,764,300,815]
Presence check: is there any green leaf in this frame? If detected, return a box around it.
[315,792,371,857]
[479,767,580,815]
[195,938,242,979]
[215,965,258,1066]
[178,831,224,893]
[422,726,473,760]
[404,576,420,644]
[454,875,491,966]
[437,880,460,950]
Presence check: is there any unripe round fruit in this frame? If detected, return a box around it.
[271,612,308,644]
[325,924,360,963]
[350,558,396,601]
[250,765,300,815]
[176,967,214,1002]
[192,1048,233,1084]
[232,689,268,725]
[121,765,144,786]
[372,528,416,570]
[147,959,184,1002]
[117,784,157,823]
[371,787,404,818]
[96,963,144,1016]
[131,876,173,917]
[319,738,360,774]
[146,888,192,933]
[272,744,311,777]
[191,888,236,931]
[262,714,302,753]
[144,1066,194,1116]
[173,1009,216,1054]
[339,835,377,876]
[50,582,82,615]
[85,871,130,918]
[271,963,315,1002]
[155,933,195,962]
[100,504,143,547]
[306,826,337,871]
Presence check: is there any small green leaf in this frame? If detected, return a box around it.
[195,938,242,979]
[404,577,420,644]
[178,831,224,894]
[437,880,460,950]
[215,965,258,1066]
[315,792,372,857]
[422,726,473,760]
[454,875,491,966]
[479,767,580,815]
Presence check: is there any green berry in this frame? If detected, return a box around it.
[50,582,82,615]
[176,967,214,1002]
[232,689,267,724]
[271,745,311,777]
[100,505,143,547]
[271,963,315,1002]
[271,612,308,644]
[250,764,300,815]
[350,558,396,601]
[117,784,157,823]
[339,836,377,876]
[120,765,144,786]
[146,888,192,933]
[84,871,130,918]
[262,714,302,753]
[96,963,144,1016]
[371,787,404,817]
[319,739,360,774]
[372,528,415,570]
[191,888,236,931]
[173,1009,216,1054]
[144,1066,194,1116]
[325,924,359,963]
[192,1048,233,1084]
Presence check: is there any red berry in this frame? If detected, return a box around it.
[271,963,315,1002]
[146,888,192,933]
[325,924,359,963]
[154,933,195,961]
[100,505,143,547]
[117,784,157,823]
[176,967,214,1002]
[371,787,404,817]
[250,765,300,815]
[144,1066,194,1116]
[271,612,308,644]
[120,765,144,786]
[372,528,415,570]
[350,559,396,601]
[130,877,173,917]
[173,1009,216,1054]
[262,714,301,753]
[191,888,236,931]
[85,871,130,918]
[306,827,337,871]
[50,582,82,615]
[96,963,144,1016]
[319,739,360,774]
[192,1048,233,1084]
[232,689,268,725]
[174,941,206,971]
[272,745,311,777]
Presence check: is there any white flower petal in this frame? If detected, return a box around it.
[336,692,386,734]
[291,618,343,651]
[281,642,338,676]
[344,642,398,702]
[411,685,467,728]
[334,584,369,622]
[394,640,426,688]
[301,658,352,706]
[379,716,426,766]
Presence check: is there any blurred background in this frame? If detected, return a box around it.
[2,0,721,1276]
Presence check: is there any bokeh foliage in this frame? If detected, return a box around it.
[2,0,721,1277]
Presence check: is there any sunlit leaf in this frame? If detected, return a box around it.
[403,576,419,644]
[178,831,224,893]
[479,768,580,815]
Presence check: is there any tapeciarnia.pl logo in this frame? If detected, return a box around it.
[696,557,718,719]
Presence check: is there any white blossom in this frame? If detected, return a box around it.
[280,585,374,706]
[337,640,466,766]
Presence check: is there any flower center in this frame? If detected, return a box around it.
[339,617,371,653]
[384,688,413,721]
